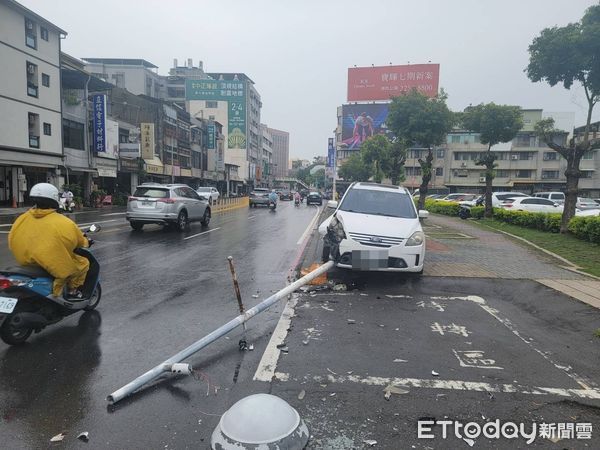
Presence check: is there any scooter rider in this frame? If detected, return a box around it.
[8,183,90,299]
[268,189,278,206]
[294,191,301,205]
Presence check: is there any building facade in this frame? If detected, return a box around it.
[267,127,290,179]
[0,0,66,206]
[260,124,273,186]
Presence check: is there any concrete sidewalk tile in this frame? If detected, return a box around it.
[537,279,600,309]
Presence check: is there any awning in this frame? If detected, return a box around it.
[144,157,163,175]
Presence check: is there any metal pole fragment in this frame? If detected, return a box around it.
[107,260,334,404]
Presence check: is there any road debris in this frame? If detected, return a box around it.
[276,343,287,349]
[384,384,409,400]
[77,432,89,442]
[50,433,66,443]
[279,346,289,353]
[329,393,336,397]
[393,359,407,363]
[363,439,377,447]
[333,284,347,291]
[298,390,306,400]
[463,438,475,447]
[248,344,254,351]
[252,294,259,298]
[431,370,439,377]
[302,340,309,345]
[347,319,356,324]
[327,368,337,375]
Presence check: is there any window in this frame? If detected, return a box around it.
[209,115,215,120]
[436,149,445,158]
[42,73,50,87]
[496,169,510,178]
[43,123,51,136]
[40,27,48,41]
[542,170,559,179]
[450,135,461,143]
[543,152,557,161]
[28,112,39,148]
[580,171,594,179]
[515,170,531,178]
[205,101,218,108]
[25,18,37,49]
[26,62,38,97]
[582,151,595,160]
[519,152,533,160]
[167,87,185,98]
[435,167,443,177]
[62,119,85,150]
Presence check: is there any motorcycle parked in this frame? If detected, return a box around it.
[458,196,484,219]
[0,224,102,345]
[59,191,75,213]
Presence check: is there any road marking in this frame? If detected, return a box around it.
[452,349,503,369]
[273,373,600,400]
[0,231,8,234]
[0,224,13,228]
[296,206,322,245]
[101,212,126,216]
[76,219,119,228]
[254,296,299,382]
[248,215,256,220]
[183,227,221,240]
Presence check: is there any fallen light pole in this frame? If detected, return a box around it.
[107,260,334,405]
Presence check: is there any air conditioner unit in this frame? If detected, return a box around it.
[511,155,519,160]
[479,177,486,183]
[460,162,467,168]
[27,64,35,74]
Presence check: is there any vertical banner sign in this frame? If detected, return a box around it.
[140,123,155,160]
[228,99,246,149]
[207,123,216,149]
[92,94,106,153]
[327,138,335,168]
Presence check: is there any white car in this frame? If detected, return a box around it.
[576,208,600,217]
[502,197,563,213]
[319,182,427,273]
[491,192,528,207]
[576,197,598,210]
[534,191,565,205]
[196,187,219,205]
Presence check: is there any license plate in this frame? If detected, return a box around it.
[352,250,388,270]
[140,200,154,208]
[0,296,18,314]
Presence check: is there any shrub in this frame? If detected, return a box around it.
[470,206,485,219]
[492,209,562,233]
[423,199,461,216]
[568,216,600,244]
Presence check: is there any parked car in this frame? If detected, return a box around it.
[501,197,563,213]
[319,182,427,273]
[576,197,599,210]
[441,193,471,202]
[126,184,211,231]
[249,188,271,207]
[306,192,323,206]
[490,192,528,207]
[196,186,219,205]
[576,208,600,217]
[594,199,600,206]
[278,190,293,201]
[534,191,565,204]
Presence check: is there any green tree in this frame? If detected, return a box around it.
[360,135,391,183]
[386,89,455,209]
[461,103,523,218]
[526,3,600,232]
[386,139,407,186]
[338,152,372,182]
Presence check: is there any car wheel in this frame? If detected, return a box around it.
[130,221,144,231]
[177,210,189,232]
[201,209,211,226]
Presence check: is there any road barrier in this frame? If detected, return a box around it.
[212,196,249,214]
[107,260,334,404]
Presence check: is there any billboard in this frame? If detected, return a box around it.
[140,123,155,160]
[347,64,440,101]
[186,79,247,150]
[341,104,389,150]
[92,94,106,153]
[327,138,335,167]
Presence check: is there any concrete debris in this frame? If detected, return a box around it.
[363,439,377,447]
[77,432,89,442]
[384,384,409,400]
[276,343,287,349]
[463,438,475,447]
[393,359,407,363]
[326,368,337,375]
[347,319,356,324]
[302,340,309,345]
[252,294,259,298]
[431,370,439,377]
[279,346,289,353]
[329,393,336,397]
[50,433,66,442]
[298,390,306,400]
[248,344,254,351]
[333,284,347,291]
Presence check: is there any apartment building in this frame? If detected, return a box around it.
[267,127,290,179]
[0,0,66,206]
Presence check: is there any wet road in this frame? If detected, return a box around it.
[0,202,320,449]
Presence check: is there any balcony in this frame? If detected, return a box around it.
[29,135,40,148]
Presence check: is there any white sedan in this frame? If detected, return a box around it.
[196,187,220,205]
[319,182,427,273]
[502,197,563,213]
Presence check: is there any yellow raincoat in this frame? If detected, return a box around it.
[8,208,89,297]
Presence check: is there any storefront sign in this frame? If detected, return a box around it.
[120,143,140,158]
[97,168,117,178]
[207,123,216,149]
[140,123,155,160]
[146,164,163,175]
[92,94,106,153]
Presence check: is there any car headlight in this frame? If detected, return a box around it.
[405,231,425,246]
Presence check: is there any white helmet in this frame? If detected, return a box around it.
[29,183,60,208]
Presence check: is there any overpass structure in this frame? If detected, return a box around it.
[274,177,309,190]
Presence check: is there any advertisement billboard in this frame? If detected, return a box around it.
[185,79,247,150]
[347,64,440,101]
[92,94,106,153]
[327,138,335,168]
[207,123,216,150]
[341,104,390,150]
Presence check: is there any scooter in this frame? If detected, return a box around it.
[269,200,277,211]
[294,197,300,207]
[59,192,75,213]
[458,196,484,219]
[0,224,102,345]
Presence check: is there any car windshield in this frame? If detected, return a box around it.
[133,187,169,198]
[339,189,417,218]
[197,187,211,192]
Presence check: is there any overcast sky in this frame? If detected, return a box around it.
[21,0,600,160]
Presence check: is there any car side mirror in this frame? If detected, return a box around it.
[418,210,429,219]
[327,200,338,209]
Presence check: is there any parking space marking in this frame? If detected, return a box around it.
[273,373,600,400]
[431,322,471,337]
[183,227,221,241]
[452,349,504,369]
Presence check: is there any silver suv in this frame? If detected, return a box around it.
[126,183,211,231]
[249,188,271,207]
